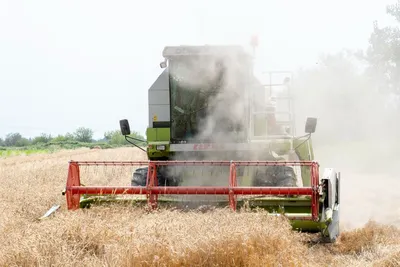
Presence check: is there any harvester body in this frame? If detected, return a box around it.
[64,45,341,242]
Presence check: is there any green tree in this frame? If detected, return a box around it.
[52,133,75,142]
[15,138,30,147]
[32,133,52,144]
[364,1,400,96]
[0,138,4,146]
[73,127,94,143]
[104,130,145,145]
[104,130,125,145]
[4,133,23,146]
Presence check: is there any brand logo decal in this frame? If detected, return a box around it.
[192,143,225,150]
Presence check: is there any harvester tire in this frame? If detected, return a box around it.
[132,167,149,186]
[252,166,297,187]
[131,167,181,187]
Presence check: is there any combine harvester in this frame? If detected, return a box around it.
[63,44,341,242]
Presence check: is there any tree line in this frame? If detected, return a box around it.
[0,127,145,147]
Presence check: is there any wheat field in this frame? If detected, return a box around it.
[0,147,399,267]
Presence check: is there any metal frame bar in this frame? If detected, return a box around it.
[65,160,320,221]
[249,71,295,140]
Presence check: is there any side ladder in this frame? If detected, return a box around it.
[249,71,295,141]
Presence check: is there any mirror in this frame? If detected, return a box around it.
[160,60,167,68]
[305,117,317,134]
[119,119,131,136]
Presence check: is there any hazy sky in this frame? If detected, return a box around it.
[0,0,397,139]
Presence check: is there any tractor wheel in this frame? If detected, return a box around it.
[252,166,297,187]
[131,167,148,186]
[131,166,181,186]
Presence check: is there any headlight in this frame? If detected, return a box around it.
[156,145,166,151]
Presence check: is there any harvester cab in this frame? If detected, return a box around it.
[64,45,341,243]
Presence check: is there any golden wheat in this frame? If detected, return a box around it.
[0,147,399,267]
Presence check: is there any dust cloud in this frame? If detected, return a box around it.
[164,47,400,228]
[168,49,252,145]
[165,48,300,206]
[292,52,400,229]
[167,48,290,154]
[165,50,253,202]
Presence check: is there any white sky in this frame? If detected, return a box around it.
[0,0,398,139]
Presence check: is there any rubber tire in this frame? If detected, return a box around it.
[131,167,148,186]
[131,167,181,186]
[252,166,297,187]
